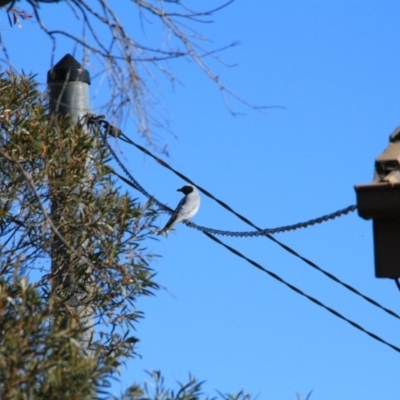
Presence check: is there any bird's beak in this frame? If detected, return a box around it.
[177,187,184,193]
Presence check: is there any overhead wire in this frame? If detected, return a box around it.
[202,231,400,355]
[96,117,357,236]
[184,206,356,236]
[108,121,357,234]
[84,114,400,323]
[84,115,400,353]
[108,166,400,357]
[110,164,400,324]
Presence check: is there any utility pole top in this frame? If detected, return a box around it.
[47,54,91,122]
[47,54,90,85]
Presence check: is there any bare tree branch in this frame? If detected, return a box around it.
[0,0,279,149]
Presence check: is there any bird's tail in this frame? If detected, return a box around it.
[158,220,175,236]
[157,225,172,235]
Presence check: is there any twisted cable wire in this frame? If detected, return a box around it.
[185,205,356,236]
[85,114,400,323]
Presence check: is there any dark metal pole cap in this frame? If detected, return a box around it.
[47,54,90,84]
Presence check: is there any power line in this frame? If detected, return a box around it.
[203,230,400,355]
[97,117,357,236]
[110,165,400,323]
[185,205,356,236]
[85,114,400,324]
[109,167,400,356]
[102,117,357,234]
[85,114,356,232]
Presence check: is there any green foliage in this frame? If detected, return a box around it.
[119,371,252,400]
[0,71,159,398]
[0,275,99,399]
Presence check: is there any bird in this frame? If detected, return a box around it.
[158,184,200,235]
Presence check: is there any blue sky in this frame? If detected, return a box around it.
[4,1,400,399]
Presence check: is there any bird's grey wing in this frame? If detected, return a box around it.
[177,196,199,219]
[163,197,187,228]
